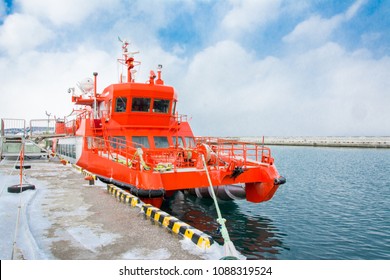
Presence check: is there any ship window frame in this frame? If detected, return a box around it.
[171,101,177,115]
[154,136,169,148]
[185,137,195,148]
[131,97,151,112]
[109,136,126,149]
[132,136,150,148]
[152,99,170,114]
[56,143,76,159]
[172,136,184,147]
[115,97,127,113]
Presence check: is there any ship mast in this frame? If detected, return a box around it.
[118,38,139,83]
[93,72,98,119]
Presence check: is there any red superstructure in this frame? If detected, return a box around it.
[53,40,286,207]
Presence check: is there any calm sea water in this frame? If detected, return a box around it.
[161,146,390,260]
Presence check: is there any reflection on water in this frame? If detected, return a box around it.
[161,191,289,259]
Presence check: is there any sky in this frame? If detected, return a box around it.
[0,0,389,137]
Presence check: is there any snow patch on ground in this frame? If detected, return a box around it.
[121,248,172,260]
[179,238,224,260]
[0,174,41,259]
[66,225,120,253]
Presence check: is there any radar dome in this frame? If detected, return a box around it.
[77,77,94,93]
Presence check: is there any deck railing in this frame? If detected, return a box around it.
[1,118,26,137]
[89,136,149,168]
[195,137,273,165]
[86,135,273,171]
[29,119,56,137]
[55,110,92,135]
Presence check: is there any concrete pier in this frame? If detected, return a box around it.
[237,136,390,148]
[0,158,216,260]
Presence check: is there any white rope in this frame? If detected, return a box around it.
[11,138,26,259]
[201,154,240,259]
[11,196,23,259]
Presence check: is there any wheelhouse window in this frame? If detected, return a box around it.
[185,137,195,148]
[109,136,126,149]
[132,136,150,148]
[132,98,151,112]
[153,99,170,113]
[154,136,169,148]
[115,97,127,112]
[171,101,177,115]
[172,136,184,147]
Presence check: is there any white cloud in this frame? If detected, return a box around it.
[179,40,390,136]
[179,40,287,136]
[0,47,114,120]
[345,0,366,20]
[16,0,120,26]
[221,0,282,36]
[280,0,311,15]
[0,13,53,55]
[280,43,390,136]
[282,15,342,46]
[283,0,367,48]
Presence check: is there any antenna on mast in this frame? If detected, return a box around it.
[117,36,140,83]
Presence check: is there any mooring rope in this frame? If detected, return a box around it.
[201,154,240,259]
[10,139,26,259]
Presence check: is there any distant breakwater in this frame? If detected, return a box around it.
[233,136,390,148]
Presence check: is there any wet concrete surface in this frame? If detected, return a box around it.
[0,158,207,260]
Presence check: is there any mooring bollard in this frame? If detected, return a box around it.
[84,175,94,185]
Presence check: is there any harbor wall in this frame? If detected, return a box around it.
[236,136,390,148]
